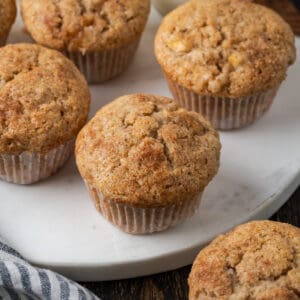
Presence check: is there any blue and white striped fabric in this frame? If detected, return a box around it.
[0,238,100,300]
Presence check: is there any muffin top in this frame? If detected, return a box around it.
[76,94,221,207]
[189,221,300,300]
[0,43,90,154]
[155,0,296,98]
[0,0,16,36]
[21,0,150,53]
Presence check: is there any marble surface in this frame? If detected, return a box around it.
[152,0,187,15]
[0,7,299,281]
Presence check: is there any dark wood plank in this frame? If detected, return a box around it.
[270,186,300,226]
[82,186,300,300]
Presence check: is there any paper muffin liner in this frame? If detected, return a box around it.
[63,40,140,84]
[85,183,203,234]
[166,78,279,130]
[0,139,74,185]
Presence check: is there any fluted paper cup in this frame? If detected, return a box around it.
[85,183,203,234]
[63,40,140,84]
[0,139,74,185]
[166,78,279,130]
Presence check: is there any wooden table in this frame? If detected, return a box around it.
[83,186,300,300]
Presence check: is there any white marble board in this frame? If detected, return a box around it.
[0,7,299,282]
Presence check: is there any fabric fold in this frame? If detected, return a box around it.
[0,238,99,300]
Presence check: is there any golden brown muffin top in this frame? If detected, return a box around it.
[0,43,90,154]
[0,0,16,36]
[189,221,300,300]
[155,0,296,98]
[76,94,221,207]
[21,0,150,53]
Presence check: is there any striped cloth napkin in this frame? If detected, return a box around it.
[0,237,100,300]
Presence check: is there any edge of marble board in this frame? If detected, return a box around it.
[24,168,300,282]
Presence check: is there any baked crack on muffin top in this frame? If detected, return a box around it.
[155,0,296,98]
[76,94,221,207]
[0,44,90,154]
[189,221,300,300]
[21,0,150,52]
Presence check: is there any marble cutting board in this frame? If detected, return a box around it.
[0,7,299,281]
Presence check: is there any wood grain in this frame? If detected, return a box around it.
[82,185,300,300]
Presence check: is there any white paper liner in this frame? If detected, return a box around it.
[85,183,203,234]
[63,40,140,84]
[0,139,74,185]
[167,78,279,130]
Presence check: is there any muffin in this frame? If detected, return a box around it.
[21,0,150,83]
[76,94,221,234]
[155,0,296,130]
[0,0,16,46]
[189,221,300,299]
[0,43,90,184]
